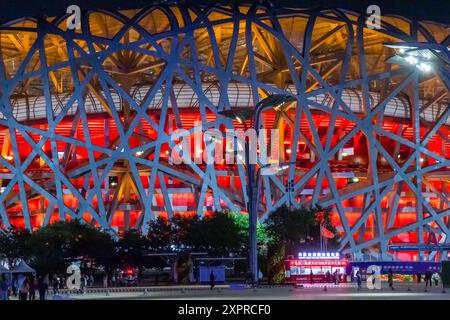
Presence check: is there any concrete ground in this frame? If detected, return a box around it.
[38,282,450,300]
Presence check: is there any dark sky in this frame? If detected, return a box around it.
[0,0,449,25]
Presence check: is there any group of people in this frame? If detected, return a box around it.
[105,271,135,287]
[307,269,347,285]
[321,270,345,284]
[414,271,440,286]
[0,274,49,300]
[51,273,96,294]
[423,270,440,287]
[353,268,442,291]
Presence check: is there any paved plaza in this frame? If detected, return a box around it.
[26,283,449,300]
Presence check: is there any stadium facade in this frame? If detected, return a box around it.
[0,1,449,262]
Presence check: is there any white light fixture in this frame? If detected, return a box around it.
[405,55,418,65]
[385,43,437,73]
[417,62,432,72]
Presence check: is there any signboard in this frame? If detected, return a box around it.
[347,261,441,275]
[289,260,347,267]
[388,244,450,251]
[298,252,340,259]
[199,266,225,284]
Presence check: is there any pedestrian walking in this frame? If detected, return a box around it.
[432,272,440,286]
[103,273,108,288]
[111,274,116,287]
[78,275,86,294]
[18,277,29,301]
[52,274,59,294]
[425,270,432,288]
[334,270,339,285]
[356,270,362,290]
[29,276,38,300]
[309,270,314,284]
[11,275,18,297]
[0,274,9,300]
[209,270,216,290]
[38,277,48,300]
[388,268,394,290]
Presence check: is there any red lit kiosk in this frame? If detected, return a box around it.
[285,252,348,284]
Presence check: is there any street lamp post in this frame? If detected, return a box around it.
[385,42,450,262]
[219,94,296,285]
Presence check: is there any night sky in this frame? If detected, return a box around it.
[0,0,449,25]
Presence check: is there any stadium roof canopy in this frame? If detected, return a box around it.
[1,0,449,124]
[1,0,449,25]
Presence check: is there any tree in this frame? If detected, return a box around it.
[264,205,334,283]
[166,211,248,256]
[171,214,200,251]
[29,221,74,275]
[28,219,117,275]
[145,212,251,282]
[75,225,118,274]
[265,205,327,253]
[116,229,149,269]
[0,227,31,269]
[196,211,246,256]
[231,211,268,248]
[314,207,340,249]
[147,217,174,252]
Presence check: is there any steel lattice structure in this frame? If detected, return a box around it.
[0,3,449,261]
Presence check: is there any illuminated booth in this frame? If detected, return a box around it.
[286,252,441,284]
[285,252,348,284]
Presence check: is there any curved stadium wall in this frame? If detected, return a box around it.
[0,3,449,261]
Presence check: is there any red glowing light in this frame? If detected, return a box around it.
[288,259,348,267]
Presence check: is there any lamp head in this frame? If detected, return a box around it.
[257,94,297,109]
[385,42,450,72]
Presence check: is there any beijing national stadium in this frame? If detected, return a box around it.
[0,0,449,266]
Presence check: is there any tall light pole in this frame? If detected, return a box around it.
[219,94,296,285]
[385,42,450,261]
